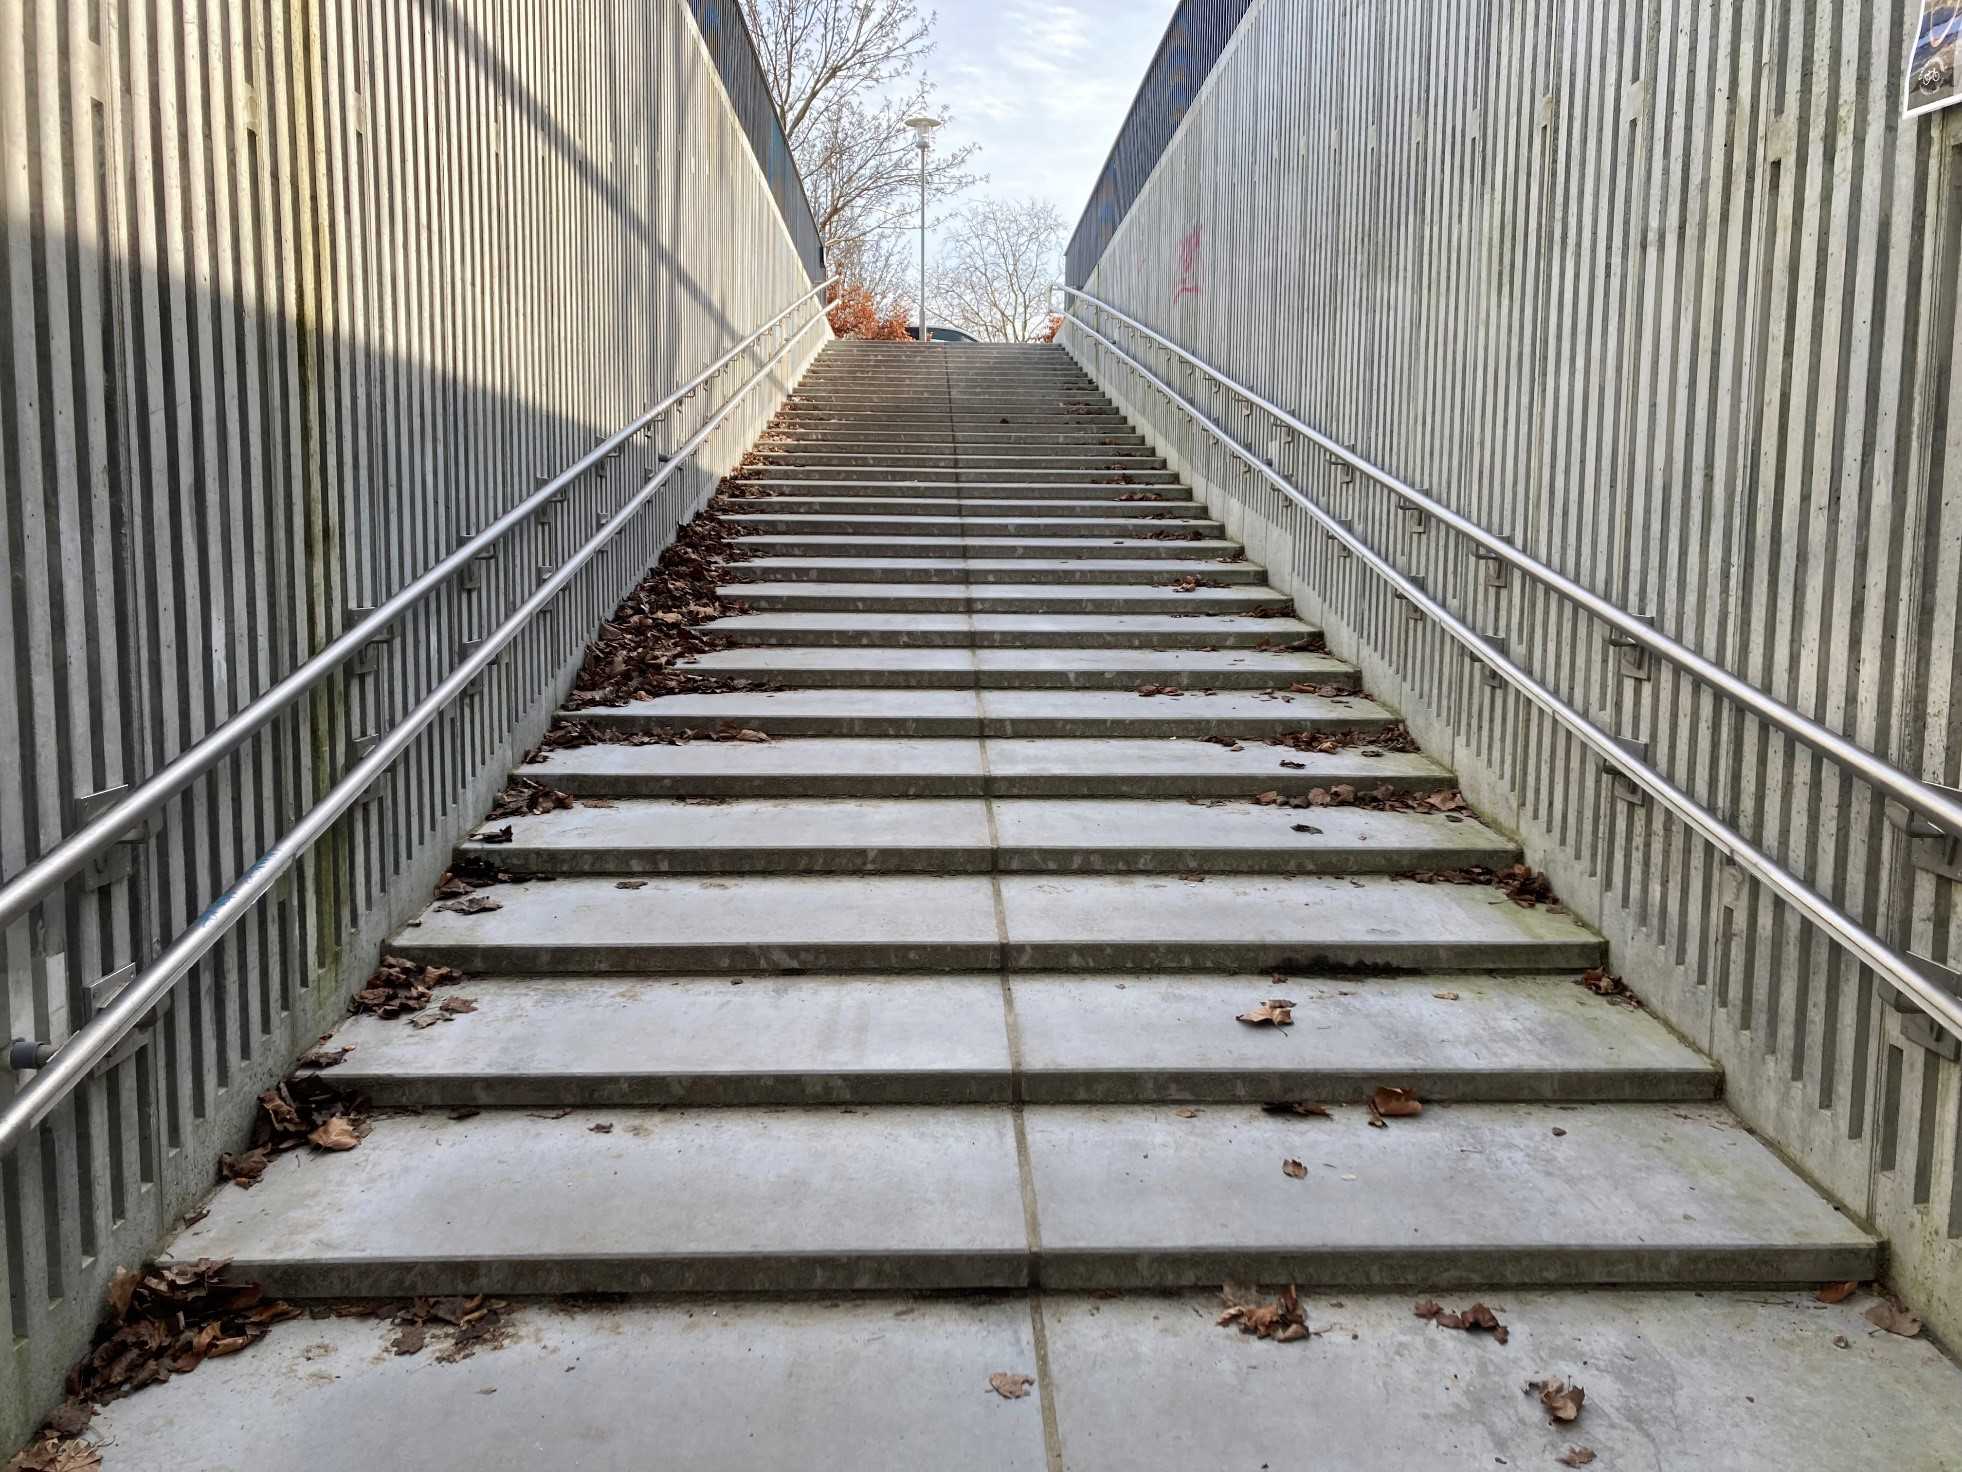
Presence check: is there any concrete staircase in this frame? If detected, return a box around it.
[111,343,1951,1470]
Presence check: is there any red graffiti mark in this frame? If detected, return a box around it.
[1174,225,1203,300]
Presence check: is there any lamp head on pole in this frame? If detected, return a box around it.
[905,115,943,151]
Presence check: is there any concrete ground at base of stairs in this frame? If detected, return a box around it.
[84,1290,1962,1472]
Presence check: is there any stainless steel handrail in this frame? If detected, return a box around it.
[1058,284,1962,846]
[0,279,834,937]
[1058,299,1962,1044]
[0,293,832,1155]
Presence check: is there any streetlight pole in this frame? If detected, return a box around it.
[904,116,941,346]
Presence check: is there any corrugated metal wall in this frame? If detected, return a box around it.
[1068,0,1962,1342]
[0,0,823,1442]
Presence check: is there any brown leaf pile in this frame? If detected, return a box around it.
[385,1295,516,1362]
[1116,490,1165,502]
[64,1259,300,1405]
[1576,968,1643,1009]
[1557,1450,1596,1467]
[1167,574,1226,592]
[562,509,759,709]
[1269,723,1421,755]
[5,1432,100,1471]
[1414,1298,1508,1343]
[1217,1283,1309,1343]
[351,955,468,1020]
[1399,864,1559,908]
[1254,784,1467,814]
[1256,634,1329,654]
[488,777,578,821]
[1263,1102,1333,1119]
[219,1075,371,1187]
[1528,1377,1586,1423]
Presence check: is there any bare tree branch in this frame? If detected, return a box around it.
[935,197,1066,343]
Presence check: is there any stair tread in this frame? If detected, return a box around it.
[522,737,1450,797]
[681,646,1353,682]
[166,1101,1870,1292]
[85,1288,1961,1472]
[455,796,1517,873]
[571,687,1390,735]
[321,972,1718,1106]
[387,873,1601,972]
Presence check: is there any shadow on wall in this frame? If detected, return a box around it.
[0,214,807,1453]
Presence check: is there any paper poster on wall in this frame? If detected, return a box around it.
[1906,1,1962,117]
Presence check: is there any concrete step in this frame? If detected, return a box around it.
[165,1100,1869,1297]
[747,451,1167,471]
[387,873,1602,974]
[725,490,1177,506]
[723,556,1273,584]
[454,797,1515,876]
[720,497,1212,520]
[569,687,1389,738]
[88,1287,1962,1472]
[322,972,1718,1108]
[722,514,1226,540]
[522,738,1447,800]
[679,645,1354,688]
[736,467,1184,485]
[768,429,1149,448]
[733,535,1247,560]
[720,582,1286,616]
[701,612,1315,648]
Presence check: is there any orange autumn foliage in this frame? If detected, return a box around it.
[828,282,913,340]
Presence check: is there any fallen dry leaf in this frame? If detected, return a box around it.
[1174,1107,1200,1119]
[1815,1280,1859,1305]
[1432,991,1460,1002]
[987,1372,1034,1400]
[436,893,503,915]
[5,1433,101,1472]
[1864,1300,1922,1337]
[469,825,514,845]
[1528,1377,1586,1423]
[307,1116,361,1152]
[1282,1158,1307,1179]
[615,879,648,890]
[1421,1300,1509,1344]
[1237,999,1296,1027]
[1557,1450,1596,1468]
[1262,1102,1333,1119]
[1367,1084,1423,1128]
[438,995,478,1015]
[297,1044,354,1070]
[590,1123,615,1135]
[1217,1283,1309,1343]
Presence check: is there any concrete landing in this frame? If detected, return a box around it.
[84,1291,1962,1472]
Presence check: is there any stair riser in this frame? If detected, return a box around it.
[726,520,1225,538]
[742,467,1181,484]
[729,541,1247,565]
[465,840,1516,877]
[666,667,1348,690]
[343,1066,1724,1110]
[536,772,1447,800]
[726,593,1277,615]
[225,1238,1875,1300]
[766,433,1149,448]
[569,713,1370,738]
[710,627,1301,649]
[722,501,1210,520]
[730,485,1182,502]
[723,562,1272,584]
[749,454,1166,469]
[390,937,1600,974]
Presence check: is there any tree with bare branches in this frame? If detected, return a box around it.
[935,197,1065,343]
[743,0,979,306]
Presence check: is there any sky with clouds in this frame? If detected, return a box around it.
[921,0,1181,227]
